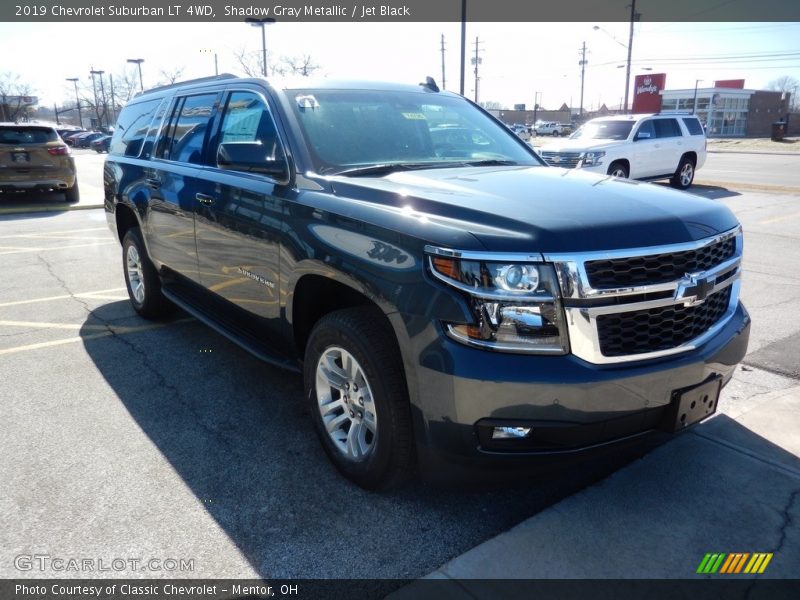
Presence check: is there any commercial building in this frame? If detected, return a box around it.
[660,81,791,137]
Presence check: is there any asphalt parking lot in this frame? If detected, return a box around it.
[1,151,799,586]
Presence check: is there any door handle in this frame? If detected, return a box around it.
[195,193,216,206]
[145,177,161,189]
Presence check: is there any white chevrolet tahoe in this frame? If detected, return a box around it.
[538,113,707,189]
[534,121,571,136]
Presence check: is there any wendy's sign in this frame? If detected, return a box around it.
[632,73,666,113]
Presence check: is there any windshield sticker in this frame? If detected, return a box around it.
[296,95,318,110]
[401,112,427,120]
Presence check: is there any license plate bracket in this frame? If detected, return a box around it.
[665,375,722,432]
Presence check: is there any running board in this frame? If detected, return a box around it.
[161,286,301,374]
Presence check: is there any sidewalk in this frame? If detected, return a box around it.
[395,383,800,593]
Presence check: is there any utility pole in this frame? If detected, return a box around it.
[579,41,588,119]
[89,67,101,129]
[533,91,542,130]
[459,0,466,96]
[624,0,637,114]
[440,34,447,91]
[471,36,483,104]
[109,74,117,127]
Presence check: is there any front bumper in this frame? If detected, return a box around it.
[408,301,750,480]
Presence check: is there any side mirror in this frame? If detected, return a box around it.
[216,141,288,179]
[635,131,651,140]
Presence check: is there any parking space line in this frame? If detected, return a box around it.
[0,241,116,255]
[0,287,126,308]
[3,226,108,237]
[759,211,800,225]
[0,319,192,356]
[11,234,113,241]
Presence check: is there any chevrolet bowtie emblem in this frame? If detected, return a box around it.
[675,272,716,307]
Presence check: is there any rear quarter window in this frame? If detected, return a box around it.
[682,117,704,136]
[109,98,162,157]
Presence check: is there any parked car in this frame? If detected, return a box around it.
[62,130,87,146]
[74,132,106,148]
[534,121,571,136]
[509,123,531,142]
[539,113,707,189]
[91,135,112,153]
[104,75,748,489]
[0,123,79,201]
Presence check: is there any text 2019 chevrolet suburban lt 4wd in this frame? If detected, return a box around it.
[104,75,749,489]
[539,113,707,189]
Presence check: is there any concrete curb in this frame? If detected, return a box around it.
[707,149,800,156]
[0,203,104,216]
[692,179,800,194]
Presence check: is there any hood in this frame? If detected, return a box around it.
[538,138,619,153]
[327,166,739,254]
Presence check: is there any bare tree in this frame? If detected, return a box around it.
[767,75,799,110]
[0,72,37,121]
[233,48,320,78]
[283,54,320,77]
[156,66,186,86]
[480,100,505,110]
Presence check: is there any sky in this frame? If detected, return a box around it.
[1,20,799,112]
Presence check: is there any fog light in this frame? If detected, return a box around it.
[492,426,532,439]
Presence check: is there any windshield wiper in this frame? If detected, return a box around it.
[460,159,519,167]
[335,162,463,177]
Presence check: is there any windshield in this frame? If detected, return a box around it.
[0,127,58,145]
[570,120,634,141]
[287,89,540,174]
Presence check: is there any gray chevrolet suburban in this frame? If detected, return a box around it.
[104,75,750,489]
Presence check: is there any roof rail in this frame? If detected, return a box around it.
[134,73,239,97]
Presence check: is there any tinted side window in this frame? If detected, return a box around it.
[159,93,218,164]
[109,98,161,157]
[682,117,704,136]
[636,120,656,139]
[217,91,286,167]
[653,118,681,138]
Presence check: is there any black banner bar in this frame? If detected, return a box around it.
[3,0,800,22]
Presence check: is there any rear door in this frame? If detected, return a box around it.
[144,92,221,283]
[652,117,683,175]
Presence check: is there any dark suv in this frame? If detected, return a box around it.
[104,75,750,489]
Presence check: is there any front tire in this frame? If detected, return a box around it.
[670,156,695,190]
[122,227,171,319]
[304,307,414,490]
[607,161,629,179]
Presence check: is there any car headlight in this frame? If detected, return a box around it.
[428,252,569,354]
[580,151,605,167]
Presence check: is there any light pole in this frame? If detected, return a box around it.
[127,58,145,92]
[692,79,704,114]
[533,91,542,132]
[245,17,276,77]
[66,77,83,128]
[594,3,639,115]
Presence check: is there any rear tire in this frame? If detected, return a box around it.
[304,307,415,490]
[64,181,79,203]
[607,161,629,179]
[122,227,171,319]
[670,156,695,190]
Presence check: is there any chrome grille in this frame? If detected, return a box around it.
[596,286,732,357]
[544,227,743,364]
[540,151,581,168]
[585,236,736,288]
